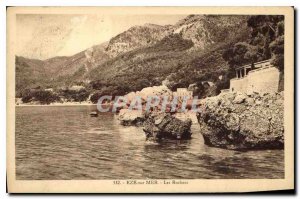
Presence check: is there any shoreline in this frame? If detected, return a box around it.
[16,103,96,107]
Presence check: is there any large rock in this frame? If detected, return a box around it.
[143,112,192,141]
[118,85,173,126]
[197,92,284,150]
[124,85,172,102]
[118,109,145,126]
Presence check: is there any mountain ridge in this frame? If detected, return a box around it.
[15,15,250,100]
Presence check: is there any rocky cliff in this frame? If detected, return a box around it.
[105,24,171,57]
[197,92,284,150]
[105,15,248,57]
[172,15,247,50]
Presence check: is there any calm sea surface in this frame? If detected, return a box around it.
[16,106,284,179]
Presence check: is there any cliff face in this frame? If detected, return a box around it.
[105,15,248,57]
[197,91,284,150]
[172,15,248,50]
[105,24,172,57]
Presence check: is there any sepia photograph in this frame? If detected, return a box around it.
[6,6,294,193]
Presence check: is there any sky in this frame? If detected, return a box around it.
[16,14,187,60]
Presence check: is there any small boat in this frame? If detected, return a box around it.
[89,111,98,117]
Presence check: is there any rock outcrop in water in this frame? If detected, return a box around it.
[143,112,192,141]
[118,85,173,126]
[118,109,145,126]
[197,91,284,150]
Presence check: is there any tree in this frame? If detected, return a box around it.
[90,92,102,104]
[270,35,284,71]
[270,20,284,72]
[222,42,260,70]
[223,15,284,72]
[59,88,90,102]
[21,89,34,103]
[34,90,60,104]
[247,15,284,65]
[73,89,89,102]
[22,89,60,104]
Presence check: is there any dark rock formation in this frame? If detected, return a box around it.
[197,92,284,150]
[143,112,192,141]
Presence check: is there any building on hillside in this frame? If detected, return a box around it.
[82,79,91,84]
[45,88,54,92]
[173,88,193,100]
[69,85,85,91]
[228,59,280,94]
[15,98,22,105]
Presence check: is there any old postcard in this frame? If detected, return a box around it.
[7,6,294,193]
